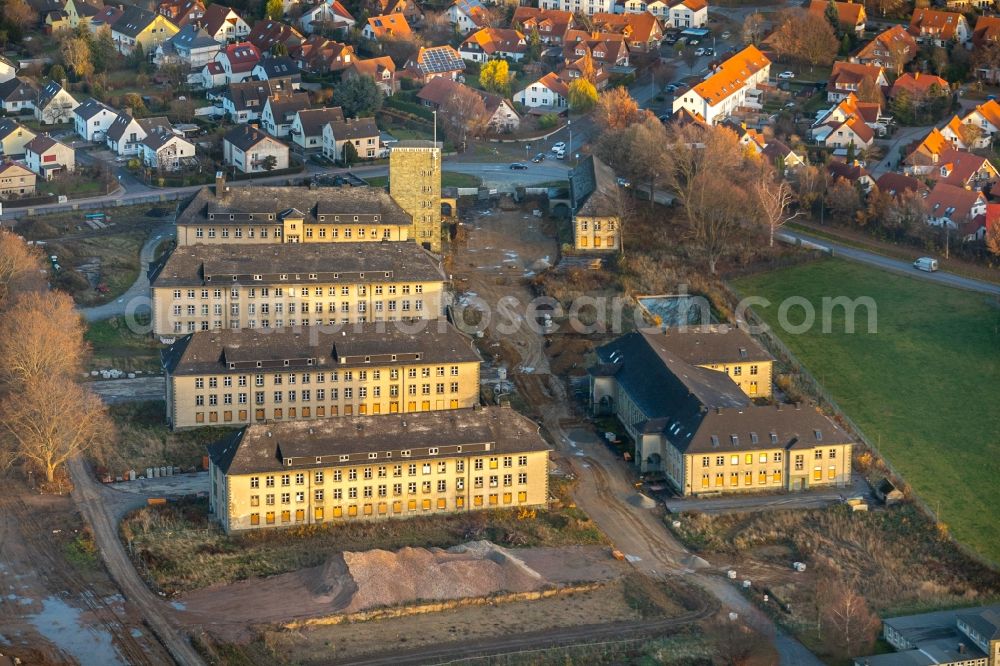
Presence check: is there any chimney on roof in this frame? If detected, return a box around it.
[215,171,226,197]
[124,106,133,117]
[959,643,966,654]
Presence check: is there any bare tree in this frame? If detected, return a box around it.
[0,230,45,308]
[713,616,776,666]
[986,217,1000,257]
[817,576,881,659]
[0,291,86,390]
[742,12,766,46]
[1,380,112,483]
[887,38,911,75]
[439,85,488,151]
[661,123,750,273]
[769,9,839,70]
[826,178,862,224]
[754,171,802,247]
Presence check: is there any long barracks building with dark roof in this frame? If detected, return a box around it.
[207,406,551,532]
[148,240,447,336]
[591,328,852,495]
[161,321,482,429]
[174,179,413,246]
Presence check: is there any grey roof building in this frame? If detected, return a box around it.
[854,604,1000,666]
[569,153,617,217]
[0,78,38,107]
[162,321,479,376]
[175,184,412,229]
[149,240,445,287]
[208,406,548,476]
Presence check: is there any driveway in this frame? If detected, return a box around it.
[79,222,174,322]
[780,230,1000,296]
[871,125,934,177]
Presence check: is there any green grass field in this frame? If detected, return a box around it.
[733,258,1000,563]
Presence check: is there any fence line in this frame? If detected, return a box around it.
[1,192,187,221]
[724,281,1000,571]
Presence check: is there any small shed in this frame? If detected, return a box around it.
[875,478,904,506]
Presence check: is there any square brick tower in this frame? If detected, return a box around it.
[389,140,442,252]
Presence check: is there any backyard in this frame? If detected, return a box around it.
[732,258,1000,564]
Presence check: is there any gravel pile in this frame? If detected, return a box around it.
[340,541,547,612]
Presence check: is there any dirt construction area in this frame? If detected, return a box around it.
[252,572,689,664]
[0,480,170,666]
[176,543,624,643]
[449,203,559,401]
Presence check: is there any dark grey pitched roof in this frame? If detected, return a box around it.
[0,77,37,104]
[0,118,35,141]
[325,116,378,141]
[105,113,171,143]
[74,97,116,120]
[223,123,276,151]
[264,91,310,121]
[254,56,300,79]
[570,154,617,216]
[36,81,73,109]
[639,326,773,366]
[149,240,445,287]
[25,134,63,154]
[114,4,164,38]
[208,406,548,475]
[161,320,479,375]
[169,24,221,49]
[175,184,411,227]
[141,126,188,150]
[957,608,1000,642]
[594,331,749,423]
[294,106,345,136]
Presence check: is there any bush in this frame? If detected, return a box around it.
[538,113,559,130]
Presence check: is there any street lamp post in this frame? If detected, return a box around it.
[526,142,531,161]
[567,119,572,160]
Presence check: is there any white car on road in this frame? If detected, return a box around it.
[694,48,705,56]
[778,71,795,79]
[551,142,566,152]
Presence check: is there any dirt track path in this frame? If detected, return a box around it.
[69,457,205,666]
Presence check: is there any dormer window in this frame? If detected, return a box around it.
[339,454,350,461]
[253,274,262,281]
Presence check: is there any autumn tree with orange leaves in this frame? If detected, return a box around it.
[594,87,644,131]
[0,233,112,483]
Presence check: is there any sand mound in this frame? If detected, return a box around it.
[340,540,548,613]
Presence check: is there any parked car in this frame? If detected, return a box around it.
[664,83,678,93]
[551,142,566,152]
[913,257,939,272]
[778,71,796,79]
[694,47,705,56]
[531,153,545,163]
[703,47,715,57]
[509,162,528,170]
[554,149,566,159]
[616,177,631,187]
[721,31,731,39]
[688,38,700,46]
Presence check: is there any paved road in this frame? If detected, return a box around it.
[69,456,205,666]
[870,125,933,177]
[87,376,166,404]
[780,230,1000,296]
[80,222,174,322]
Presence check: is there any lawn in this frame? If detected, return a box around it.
[732,258,1000,564]
[85,316,163,373]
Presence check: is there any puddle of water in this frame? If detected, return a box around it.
[130,628,142,639]
[27,596,125,666]
[170,601,186,611]
[17,597,32,605]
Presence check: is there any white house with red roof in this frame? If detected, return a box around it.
[514,71,569,110]
[459,27,528,62]
[299,0,354,35]
[670,0,707,29]
[214,42,261,84]
[671,45,771,124]
[926,182,986,229]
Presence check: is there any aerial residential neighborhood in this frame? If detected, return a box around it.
[0,0,998,662]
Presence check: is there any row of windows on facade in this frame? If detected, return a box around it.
[249,473,530,506]
[246,492,530,525]
[172,285,423,299]
[194,367,462,388]
[578,236,616,248]
[248,457,531,489]
[578,220,617,231]
[193,400,457,423]
[194,382,462,405]
[194,226,393,240]
[173,299,424,316]
[699,449,838,467]
[172,315,425,333]
[697,465,840,487]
